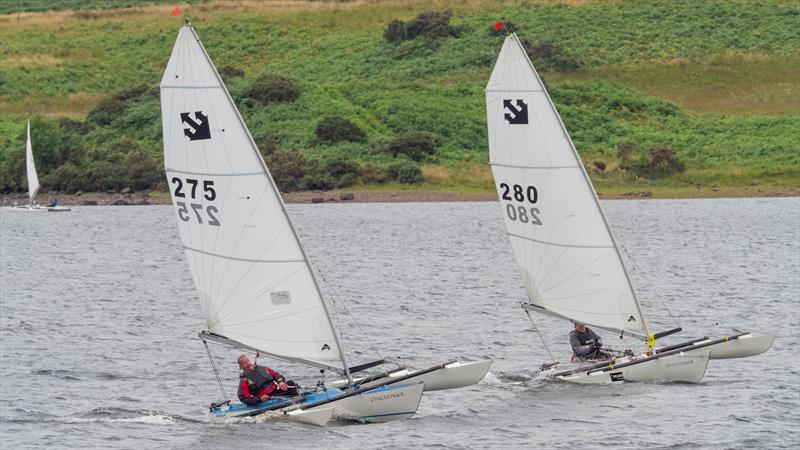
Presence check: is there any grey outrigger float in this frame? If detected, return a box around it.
[484,33,774,385]
[159,22,491,425]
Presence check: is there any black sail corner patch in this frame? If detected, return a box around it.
[180,111,211,140]
[321,344,331,351]
[503,99,528,125]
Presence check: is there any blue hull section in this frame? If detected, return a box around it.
[209,384,410,419]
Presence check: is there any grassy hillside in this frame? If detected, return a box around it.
[0,0,798,196]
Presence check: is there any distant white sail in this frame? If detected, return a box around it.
[486,34,649,338]
[25,120,39,205]
[160,24,345,370]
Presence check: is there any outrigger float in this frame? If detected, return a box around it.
[159,22,491,426]
[484,33,774,385]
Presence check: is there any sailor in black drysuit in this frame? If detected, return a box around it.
[569,322,610,362]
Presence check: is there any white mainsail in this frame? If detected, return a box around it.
[486,34,649,339]
[160,24,347,372]
[25,120,40,205]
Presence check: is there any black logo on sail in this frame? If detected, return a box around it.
[503,99,528,125]
[321,344,331,351]
[180,111,211,141]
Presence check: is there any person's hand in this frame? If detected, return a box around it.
[278,381,288,391]
[259,394,269,402]
[595,342,602,350]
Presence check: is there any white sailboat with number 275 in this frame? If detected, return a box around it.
[485,33,774,384]
[159,22,491,425]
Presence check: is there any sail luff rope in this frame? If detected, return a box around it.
[523,305,556,363]
[202,339,229,402]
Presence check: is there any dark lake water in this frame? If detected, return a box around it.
[1,198,798,449]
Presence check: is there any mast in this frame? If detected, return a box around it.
[184,23,353,381]
[509,33,652,342]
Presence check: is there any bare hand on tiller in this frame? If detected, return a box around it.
[278,381,288,391]
[260,395,269,402]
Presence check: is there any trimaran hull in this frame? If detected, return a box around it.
[210,383,424,425]
[329,360,493,392]
[541,332,775,385]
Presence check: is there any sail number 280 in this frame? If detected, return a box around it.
[171,177,220,226]
[499,182,542,226]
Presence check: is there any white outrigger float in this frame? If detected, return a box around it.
[485,33,775,385]
[4,120,70,212]
[159,22,491,425]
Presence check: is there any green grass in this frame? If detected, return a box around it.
[0,0,798,195]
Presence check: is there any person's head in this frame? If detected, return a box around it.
[574,322,587,333]
[237,354,254,372]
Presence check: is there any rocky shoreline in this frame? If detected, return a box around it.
[1,187,797,207]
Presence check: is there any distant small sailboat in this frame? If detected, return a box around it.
[160,22,491,425]
[485,33,774,384]
[6,119,70,212]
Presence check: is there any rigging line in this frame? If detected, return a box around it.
[523,306,556,363]
[313,263,382,362]
[202,339,229,402]
[620,245,681,328]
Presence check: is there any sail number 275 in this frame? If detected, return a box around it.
[171,177,220,226]
[499,182,542,226]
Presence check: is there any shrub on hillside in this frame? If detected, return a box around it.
[44,162,88,193]
[384,10,457,43]
[266,150,307,192]
[87,97,124,126]
[315,117,367,143]
[593,160,607,172]
[219,65,245,79]
[631,147,685,178]
[326,158,361,188]
[617,141,637,170]
[122,147,161,191]
[387,160,423,184]
[387,132,436,161]
[245,74,300,104]
[520,39,581,72]
[360,164,390,184]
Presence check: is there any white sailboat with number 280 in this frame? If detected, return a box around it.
[159,22,490,425]
[485,33,774,384]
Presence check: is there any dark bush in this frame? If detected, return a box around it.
[303,160,334,191]
[219,65,245,78]
[246,74,300,104]
[266,150,307,192]
[315,117,367,143]
[258,135,279,158]
[384,20,408,43]
[360,164,389,184]
[43,163,84,193]
[631,147,685,178]
[112,84,151,102]
[326,158,361,188]
[122,148,161,191]
[520,39,581,72]
[387,132,436,161]
[87,97,124,125]
[593,160,607,172]
[384,10,457,43]
[387,160,423,184]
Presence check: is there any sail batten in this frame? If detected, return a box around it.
[487,34,649,337]
[161,24,349,372]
